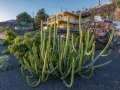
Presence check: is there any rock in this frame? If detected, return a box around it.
[116,38,120,44]
[111,8,120,21]
[0,65,13,71]
[111,35,120,53]
[82,2,116,18]
[114,30,120,37]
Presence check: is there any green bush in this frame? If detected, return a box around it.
[0,27,4,32]
[0,55,12,70]
[103,13,109,19]
[8,32,41,58]
[24,32,32,39]
[2,49,10,54]
[2,39,10,45]
[0,26,11,32]
[5,30,18,45]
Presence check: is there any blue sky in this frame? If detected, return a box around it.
[0,0,110,21]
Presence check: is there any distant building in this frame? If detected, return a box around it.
[0,19,33,30]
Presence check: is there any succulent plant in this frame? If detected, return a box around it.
[19,13,114,88]
[0,55,12,71]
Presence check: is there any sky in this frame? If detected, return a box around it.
[0,0,110,22]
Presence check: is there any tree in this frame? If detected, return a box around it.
[16,12,32,26]
[111,0,120,8]
[35,8,49,24]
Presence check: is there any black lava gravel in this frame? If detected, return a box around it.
[0,45,120,90]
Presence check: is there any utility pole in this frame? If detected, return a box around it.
[61,7,62,12]
[83,7,84,11]
[99,0,100,6]
[65,8,67,11]
[33,12,35,31]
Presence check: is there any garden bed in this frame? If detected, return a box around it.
[0,45,120,90]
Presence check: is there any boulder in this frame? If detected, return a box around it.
[111,28,120,53]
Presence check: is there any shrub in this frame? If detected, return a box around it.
[2,49,10,54]
[0,55,12,71]
[0,26,11,32]
[2,39,10,45]
[8,32,41,58]
[5,30,18,45]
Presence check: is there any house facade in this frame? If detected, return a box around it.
[44,11,79,30]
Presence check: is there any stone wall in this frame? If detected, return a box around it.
[81,20,115,45]
[82,2,116,18]
[111,8,120,21]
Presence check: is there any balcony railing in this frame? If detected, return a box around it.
[47,17,78,24]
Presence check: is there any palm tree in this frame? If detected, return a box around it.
[112,0,119,8]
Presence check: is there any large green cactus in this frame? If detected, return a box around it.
[20,13,114,88]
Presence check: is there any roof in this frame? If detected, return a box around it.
[62,11,79,17]
[81,12,91,18]
[47,11,79,19]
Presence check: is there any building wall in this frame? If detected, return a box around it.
[58,21,78,29]
[58,22,67,28]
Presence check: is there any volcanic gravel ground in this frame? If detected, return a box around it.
[0,45,120,90]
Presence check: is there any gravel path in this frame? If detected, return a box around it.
[0,45,120,90]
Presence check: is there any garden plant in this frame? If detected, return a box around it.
[0,55,11,71]
[7,13,114,88]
